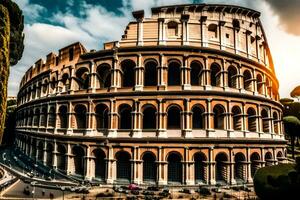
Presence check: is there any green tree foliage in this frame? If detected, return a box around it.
[283,116,300,159]
[0,0,24,144]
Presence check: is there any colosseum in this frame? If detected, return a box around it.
[15,4,286,186]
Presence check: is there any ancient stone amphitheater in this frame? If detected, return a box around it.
[15,4,286,186]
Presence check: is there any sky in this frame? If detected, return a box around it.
[9,0,300,98]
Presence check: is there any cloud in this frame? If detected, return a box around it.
[264,0,300,36]
[13,0,46,22]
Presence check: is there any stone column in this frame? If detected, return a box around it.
[108,99,117,137]
[69,66,75,94]
[89,61,97,93]
[111,56,120,91]
[183,98,192,138]
[67,102,73,135]
[246,148,253,183]
[206,98,215,137]
[181,14,190,45]
[134,54,143,91]
[85,101,93,136]
[208,147,216,185]
[132,147,142,184]
[42,140,47,165]
[132,10,144,46]
[106,146,115,184]
[158,18,166,45]
[219,21,226,50]
[66,143,72,175]
[52,140,57,169]
[85,146,92,180]
[158,99,167,137]
[182,55,191,90]
[157,147,167,185]
[132,100,142,138]
[200,16,208,47]
[229,148,236,184]
[158,54,167,90]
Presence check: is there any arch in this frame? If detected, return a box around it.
[265,152,273,166]
[142,152,157,182]
[276,151,283,159]
[97,64,111,88]
[215,152,228,183]
[261,109,269,133]
[57,144,66,171]
[95,104,109,129]
[119,104,132,129]
[76,67,90,89]
[33,108,40,126]
[168,61,181,86]
[167,152,182,183]
[61,73,70,91]
[46,143,53,167]
[37,141,44,161]
[142,105,156,129]
[256,74,263,94]
[72,146,85,175]
[121,59,135,87]
[211,63,221,87]
[194,152,207,183]
[144,60,157,86]
[243,70,252,91]
[31,139,37,157]
[40,107,47,127]
[74,104,87,129]
[167,105,181,129]
[247,108,257,132]
[234,153,246,182]
[58,105,68,129]
[92,149,106,180]
[190,61,203,86]
[48,107,55,127]
[250,152,260,177]
[116,151,131,182]
[213,104,225,129]
[273,112,279,134]
[232,106,242,131]
[228,66,238,88]
[192,105,205,129]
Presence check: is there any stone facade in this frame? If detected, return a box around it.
[15,4,286,186]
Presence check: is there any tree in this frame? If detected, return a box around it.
[283,116,300,159]
[0,0,24,144]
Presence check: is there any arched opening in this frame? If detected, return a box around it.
[250,153,260,177]
[234,153,246,182]
[95,104,109,129]
[46,143,53,167]
[273,112,279,134]
[211,63,221,87]
[142,152,157,182]
[213,104,225,129]
[58,105,68,129]
[243,70,252,91]
[116,151,131,182]
[74,105,87,129]
[72,146,85,176]
[228,66,238,88]
[142,106,156,129]
[256,74,263,94]
[37,142,44,161]
[167,105,181,129]
[97,64,111,88]
[194,152,207,183]
[61,73,70,92]
[119,104,132,129]
[247,108,257,132]
[265,152,273,166]
[31,139,37,158]
[232,106,242,131]
[266,78,271,96]
[121,60,135,87]
[261,109,269,133]
[192,105,205,129]
[215,153,228,183]
[57,145,66,171]
[167,152,182,183]
[144,61,157,86]
[276,151,284,163]
[93,149,106,181]
[76,68,90,89]
[40,107,47,127]
[190,61,203,86]
[48,107,55,127]
[33,109,40,126]
[168,61,181,86]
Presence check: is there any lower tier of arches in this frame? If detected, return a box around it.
[15,132,287,186]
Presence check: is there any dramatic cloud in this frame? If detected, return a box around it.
[265,0,300,36]
[13,0,46,22]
